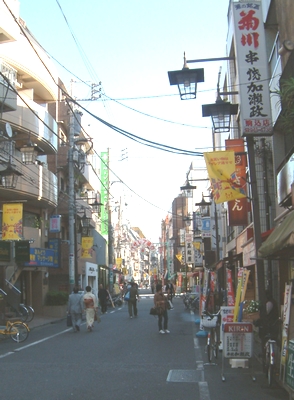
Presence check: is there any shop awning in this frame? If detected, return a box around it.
[258,212,294,258]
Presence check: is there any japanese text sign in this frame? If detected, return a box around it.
[204,151,246,204]
[233,1,273,136]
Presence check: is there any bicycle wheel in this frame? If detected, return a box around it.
[207,332,213,363]
[194,297,199,310]
[25,305,35,322]
[213,329,219,359]
[267,364,274,386]
[9,322,29,343]
[18,304,29,322]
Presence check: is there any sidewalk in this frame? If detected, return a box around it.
[27,315,65,330]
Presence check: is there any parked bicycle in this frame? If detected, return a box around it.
[5,303,29,322]
[254,317,282,386]
[22,304,35,322]
[183,293,199,311]
[202,309,221,363]
[0,320,30,343]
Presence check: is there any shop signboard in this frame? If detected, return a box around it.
[286,339,294,390]
[223,322,253,359]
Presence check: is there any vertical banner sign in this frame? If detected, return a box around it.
[232,1,272,137]
[168,244,174,277]
[49,215,61,233]
[225,139,248,226]
[200,268,210,325]
[204,151,246,204]
[201,217,211,237]
[81,236,94,259]
[185,233,194,265]
[100,152,109,238]
[116,257,122,270]
[179,228,185,265]
[179,228,185,247]
[2,203,23,240]
[233,269,244,322]
[281,283,292,365]
[193,240,203,267]
[227,268,235,306]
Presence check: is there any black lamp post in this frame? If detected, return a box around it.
[180,181,197,191]
[20,142,39,164]
[88,200,103,214]
[168,53,204,100]
[195,194,211,215]
[1,164,22,189]
[202,70,238,133]
[196,193,220,264]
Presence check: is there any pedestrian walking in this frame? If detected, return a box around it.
[67,287,83,333]
[83,286,98,332]
[128,281,139,318]
[98,284,109,314]
[165,280,174,303]
[154,283,169,334]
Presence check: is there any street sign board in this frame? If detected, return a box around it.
[223,322,253,359]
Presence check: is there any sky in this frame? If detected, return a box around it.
[19,0,230,243]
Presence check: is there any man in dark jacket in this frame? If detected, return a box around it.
[165,280,174,303]
[67,287,83,332]
[98,284,109,314]
[128,282,139,318]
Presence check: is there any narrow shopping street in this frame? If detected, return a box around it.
[0,293,288,400]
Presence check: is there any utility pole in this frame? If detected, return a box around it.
[247,136,266,322]
[107,148,114,294]
[68,110,75,293]
[68,107,83,292]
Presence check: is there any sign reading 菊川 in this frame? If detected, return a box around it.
[232,1,273,137]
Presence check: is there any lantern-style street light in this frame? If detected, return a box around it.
[202,69,238,133]
[20,142,39,164]
[168,53,204,100]
[1,163,22,188]
[88,200,103,213]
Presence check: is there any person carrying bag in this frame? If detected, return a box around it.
[153,283,170,334]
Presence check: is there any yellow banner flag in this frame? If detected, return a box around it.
[81,236,94,258]
[2,203,23,240]
[204,151,246,204]
[176,254,182,262]
[193,242,201,250]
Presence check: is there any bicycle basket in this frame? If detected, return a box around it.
[202,316,218,328]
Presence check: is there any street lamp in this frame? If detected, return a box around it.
[88,200,103,213]
[180,179,197,197]
[168,53,204,100]
[0,140,22,189]
[20,142,39,164]
[202,69,238,133]
[195,193,211,215]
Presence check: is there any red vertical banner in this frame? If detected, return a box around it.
[227,268,235,306]
[225,139,248,226]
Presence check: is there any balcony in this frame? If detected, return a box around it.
[0,161,58,209]
[1,101,58,154]
[0,60,17,112]
[0,1,19,44]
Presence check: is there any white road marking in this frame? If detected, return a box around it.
[0,352,15,359]
[1,328,72,356]
[199,381,211,400]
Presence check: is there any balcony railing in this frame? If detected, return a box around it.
[4,102,58,152]
[0,59,17,112]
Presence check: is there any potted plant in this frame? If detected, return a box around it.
[242,300,260,322]
[43,291,68,317]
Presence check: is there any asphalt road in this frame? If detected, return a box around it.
[0,290,289,400]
